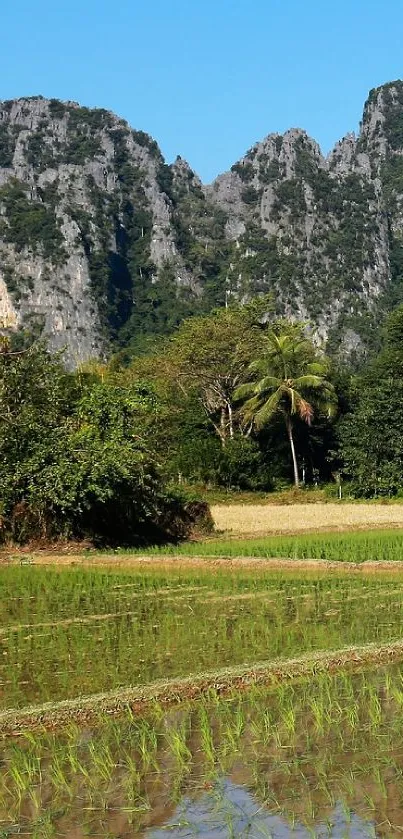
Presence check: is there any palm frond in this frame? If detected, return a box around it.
[239,394,264,423]
[247,359,267,375]
[254,389,282,429]
[289,387,297,415]
[305,361,330,376]
[234,381,257,402]
[293,374,325,390]
[297,397,314,425]
[256,375,281,394]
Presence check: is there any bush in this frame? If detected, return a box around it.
[0,347,200,546]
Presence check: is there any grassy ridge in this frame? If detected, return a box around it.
[3,639,403,734]
[136,529,403,562]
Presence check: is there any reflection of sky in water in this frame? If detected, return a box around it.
[147,778,376,838]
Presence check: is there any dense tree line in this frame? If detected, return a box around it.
[1,296,403,545]
[123,298,403,498]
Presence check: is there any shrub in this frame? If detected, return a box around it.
[0,346,199,546]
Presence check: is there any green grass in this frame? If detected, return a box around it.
[186,484,403,505]
[130,528,403,562]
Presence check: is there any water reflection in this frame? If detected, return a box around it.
[2,665,403,837]
[147,780,377,838]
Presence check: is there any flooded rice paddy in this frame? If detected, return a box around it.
[2,564,403,836]
[3,665,403,836]
[2,566,403,708]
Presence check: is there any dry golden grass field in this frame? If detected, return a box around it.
[210,503,403,535]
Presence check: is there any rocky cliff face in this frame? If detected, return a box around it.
[0,97,193,363]
[1,83,403,362]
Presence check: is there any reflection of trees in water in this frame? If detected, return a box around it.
[3,666,403,836]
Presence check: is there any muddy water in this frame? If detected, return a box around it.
[2,664,403,837]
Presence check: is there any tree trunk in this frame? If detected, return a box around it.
[285,415,299,487]
[220,406,226,448]
[227,401,234,439]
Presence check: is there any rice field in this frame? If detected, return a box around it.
[3,664,403,836]
[3,557,403,835]
[3,565,403,710]
[211,502,403,534]
[137,527,403,562]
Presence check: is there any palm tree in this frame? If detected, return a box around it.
[235,328,337,487]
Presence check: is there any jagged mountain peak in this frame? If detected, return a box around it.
[170,155,203,190]
[1,84,403,362]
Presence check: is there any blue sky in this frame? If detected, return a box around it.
[2,0,403,181]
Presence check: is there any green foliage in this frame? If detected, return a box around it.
[0,122,18,167]
[63,130,102,165]
[226,223,303,305]
[319,174,377,278]
[156,162,174,197]
[231,161,254,182]
[132,128,160,156]
[214,435,272,490]
[0,179,66,264]
[0,346,194,545]
[59,105,112,165]
[380,82,403,150]
[168,170,231,309]
[241,184,260,204]
[273,178,306,218]
[8,313,46,349]
[258,154,281,183]
[67,105,112,132]
[48,98,67,119]
[381,155,403,207]
[169,430,223,485]
[25,127,59,170]
[339,305,403,496]
[235,324,336,486]
[294,135,318,181]
[65,124,218,350]
[161,299,272,445]
[147,528,403,562]
[121,262,198,347]
[68,131,157,345]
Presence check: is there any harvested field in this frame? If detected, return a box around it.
[211,501,403,534]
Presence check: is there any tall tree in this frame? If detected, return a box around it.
[235,326,336,486]
[339,305,403,496]
[159,297,273,447]
[0,345,195,544]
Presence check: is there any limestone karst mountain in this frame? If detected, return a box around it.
[1,82,403,363]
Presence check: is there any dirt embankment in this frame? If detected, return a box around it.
[3,553,403,575]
